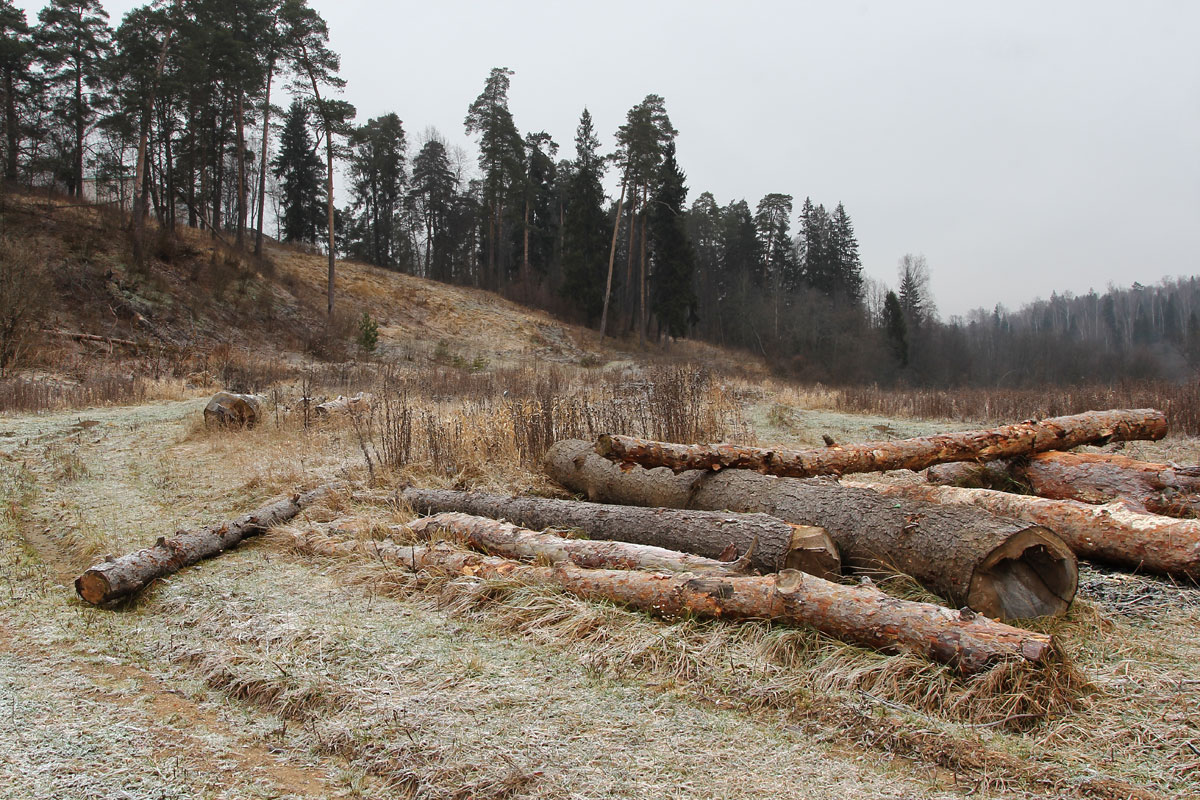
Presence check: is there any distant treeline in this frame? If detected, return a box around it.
[0,1,1190,387]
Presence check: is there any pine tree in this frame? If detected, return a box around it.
[0,0,32,182]
[464,66,523,288]
[272,99,324,244]
[559,109,609,325]
[649,141,696,338]
[344,112,406,268]
[34,0,112,195]
[409,134,458,281]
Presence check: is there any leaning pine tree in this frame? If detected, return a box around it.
[648,141,697,340]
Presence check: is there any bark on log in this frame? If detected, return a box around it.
[547,440,1078,620]
[401,487,840,578]
[409,512,751,575]
[852,481,1200,579]
[285,531,1054,674]
[928,452,1200,518]
[75,486,332,605]
[596,409,1167,479]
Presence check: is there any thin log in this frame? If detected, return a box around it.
[75,486,333,605]
[852,481,1200,580]
[401,487,840,578]
[596,409,1167,478]
[409,512,749,575]
[547,440,1078,620]
[928,452,1200,518]
[284,530,1054,675]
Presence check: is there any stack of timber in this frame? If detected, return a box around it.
[547,440,1078,620]
[288,514,1054,675]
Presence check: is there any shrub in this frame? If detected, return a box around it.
[357,311,379,353]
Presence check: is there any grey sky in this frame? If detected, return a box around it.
[18,0,1200,317]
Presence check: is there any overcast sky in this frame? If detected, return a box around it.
[17,0,1200,317]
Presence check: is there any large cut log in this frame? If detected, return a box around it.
[928,452,1200,518]
[284,529,1054,675]
[596,409,1167,479]
[409,512,750,575]
[851,481,1200,579]
[401,487,840,578]
[203,391,263,428]
[75,486,332,605]
[546,440,1078,620]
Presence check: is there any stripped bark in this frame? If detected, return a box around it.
[928,452,1200,518]
[75,486,332,605]
[852,481,1200,579]
[596,409,1167,479]
[547,440,1078,620]
[409,512,749,575]
[285,531,1054,674]
[401,487,840,578]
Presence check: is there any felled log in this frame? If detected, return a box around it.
[75,486,331,605]
[547,440,1078,620]
[285,530,1054,674]
[203,391,262,428]
[315,392,373,417]
[596,409,1167,479]
[401,487,840,578]
[409,512,750,575]
[852,481,1200,579]
[928,452,1200,518]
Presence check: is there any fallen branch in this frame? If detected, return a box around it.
[547,440,1078,620]
[284,530,1054,675]
[849,481,1200,579]
[596,409,1167,479]
[75,485,334,605]
[409,512,750,575]
[401,487,840,578]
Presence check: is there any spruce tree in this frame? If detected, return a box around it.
[883,290,909,366]
[34,0,112,195]
[345,112,406,268]
[409,135,458,281]
[649,141,696,338]
[559,109,609,325]
[272,99,324,244]
[830,202,863,303]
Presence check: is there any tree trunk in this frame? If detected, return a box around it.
[131,13,176,266]
[254,56,275,257]
[287,532,1054,675]
[599,181,625,338]
[596,409,1168,479]
[3,68,17,181]
[401,488,840,578]
[234,93,247,249]
[409,512,750,576]
[854,480,1200,579]
[75,486,332,606]
[639,185,648,346]
[928,451,1200,518]
[546,440,1078,620]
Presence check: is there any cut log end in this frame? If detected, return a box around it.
[75,571,112,606]
[785,525,842,580]
[968,526,1077,621]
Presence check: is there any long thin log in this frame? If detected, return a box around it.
[409,512,749,575]
[283,530,1054,675]
[851,481,1200,579]
[547,440,1078,620]
[596,409,1167,479]
[75,486,333,605]
[928,452,1200,518]
[401,487,840,578]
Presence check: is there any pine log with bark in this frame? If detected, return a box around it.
[596,409,1167,479]
[851,481,1200,579]
[409,512,751,575]
[927,452,1200,518]
[284,529,1054,674]
[401,488,839,578]
[75,486,333,605]
[546,440,1078,620]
